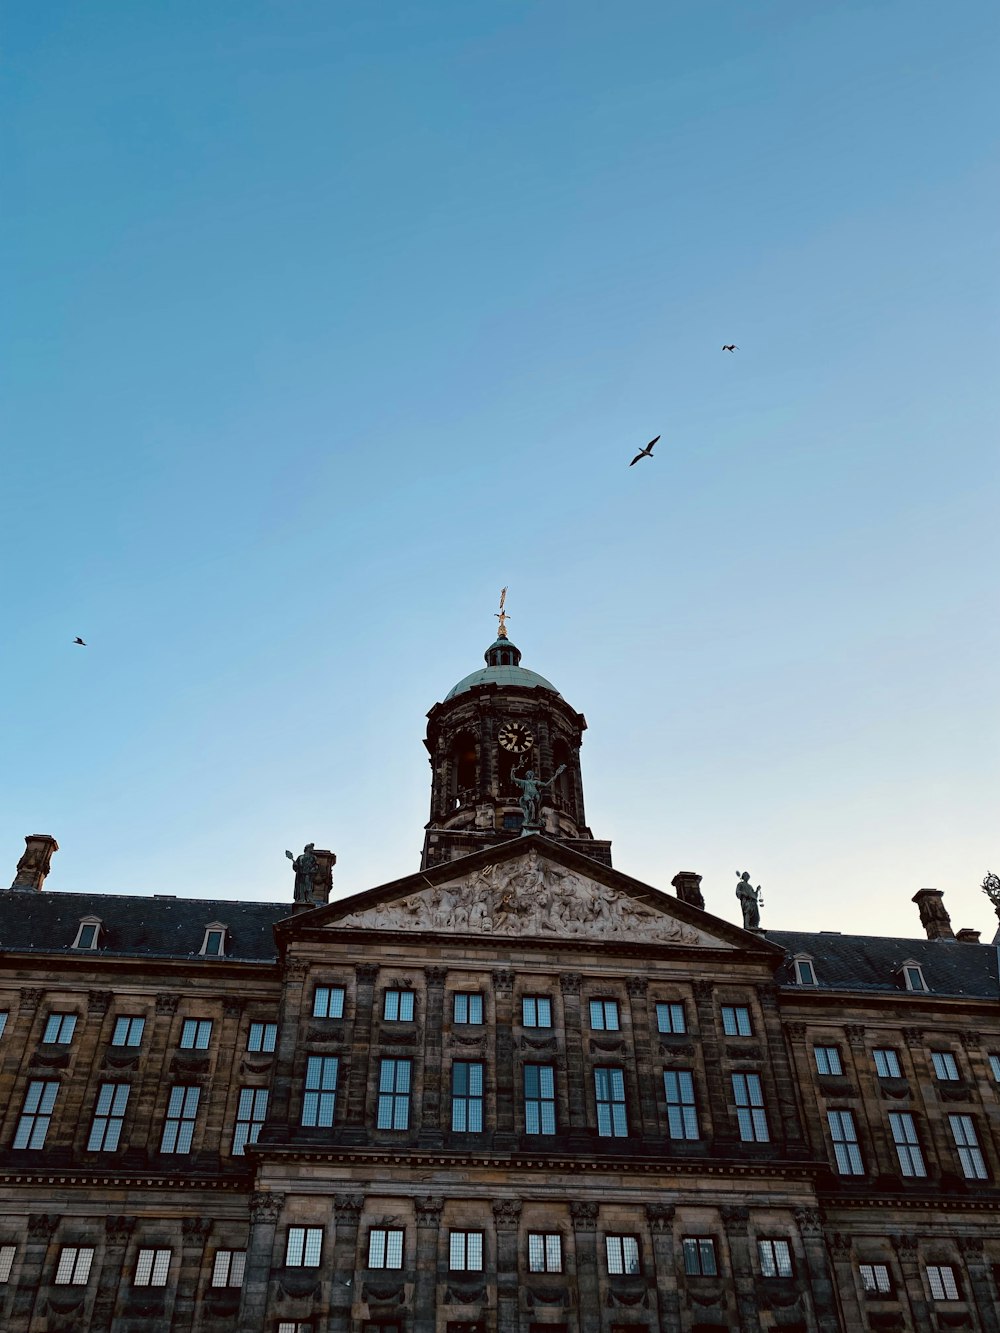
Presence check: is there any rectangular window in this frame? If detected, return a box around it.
[589,998,620,1031]
[13,1080,59,1149]
[42,1013,77,1045]
[179,1019,213,1050]
[873,1048,901,1079]
[313,986,345,1019]
[655,1002,686,1034]
[814,1046,843,1076]
[87,1083,129,1152]
[758,1239,793,1278]
[722,1005,752,1037]
[889,1112,926,1177]
[524,1064,556,1135]
[927,1265,959,1300]
[594,1067,628,1137]
[160,1086,200,1153]
[285,1227,324,1268]
[302,1057,338,1128]
[278,1324,313,1333]
[453,993,484,1024]
[368,1228,404,1269]
[211,1250,246,1287]
[0,1246,15,1283]
[931,1051,960,1081]
[828,1109,864,1174]
[112,1015,145,1047]
[682,1237,718,1276]
[248,1022,277,1053]
[233,1087,269,1155]
[605,1235,640,1275]
[383,990,415,1022]
[989,1054,1000,1082]
[859,1263,892,1294]
[663,1070,699,1140]
[0,1012,7,1039]
[903,965,927,992]
[732,1073,769,1142]
[522,996,553,1028]
[451,1061,484,1133]
[449,1231,484,1271]
[949,1114,988,1179]
[54,1246,94,1285]
[528,1233,562,1273]
[134,1248,171,1287]
[794,958,817,985]
[376,1059,411,1130]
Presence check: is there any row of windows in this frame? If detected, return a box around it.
[813,1043,983,1084]
[49,918,228,955]
[34,1014,278,1053]
[827,1108,988,1180]
[792,953,932,992]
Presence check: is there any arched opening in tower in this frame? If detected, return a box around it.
[552,737,572,813]
[451,732,478,808]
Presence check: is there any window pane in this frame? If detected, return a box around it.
[874,1049,901,1078]
[656,1003,685,1034]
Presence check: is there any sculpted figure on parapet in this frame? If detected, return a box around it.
[338,850,700,944]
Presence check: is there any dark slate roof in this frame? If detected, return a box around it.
[767,929,1000,1000]
[0,891,292,963]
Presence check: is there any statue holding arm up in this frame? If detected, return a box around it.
[512,762,566,829]
[286,843,319,903]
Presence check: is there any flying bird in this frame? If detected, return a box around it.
[73,637,87,646]
[722,345,739,352]
[629,435,660,467]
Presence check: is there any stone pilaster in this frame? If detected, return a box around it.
[328,1194,364,1333]
[692,981,734,1149]
[891,1232,930,1330]
[413,1196,443,1333]
[755,982,805,1154]
[346,963,379,1129]
[419,967,448,1144]
[570,1201,600,1333]
[10,1213,58,1329]
[174,1215,212,1330]
[270,959,308,1125]
[560,974,587,1131]
[645,1203,679,1332]
[826,1232,861,1332]
[721,1206,761,1333]
[90,1215,134,1333]
[493,969,516,1139]
[959,1236,1000,1333]
[492,1198,522,1333]
[238,1191,284,1333]
[794,1207,840,1333]
[626,977,659,1138]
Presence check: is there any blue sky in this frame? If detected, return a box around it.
[2,1,997,938]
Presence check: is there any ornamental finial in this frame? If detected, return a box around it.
[495,586,510,639]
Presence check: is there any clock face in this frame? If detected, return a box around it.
[498,720,534,754]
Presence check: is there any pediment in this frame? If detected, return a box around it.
[306,839,763,951]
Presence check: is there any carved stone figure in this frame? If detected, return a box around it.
[286,844,319,903]
[735,870,762,930]
[512,764,565,828]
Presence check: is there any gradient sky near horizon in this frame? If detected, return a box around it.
[2,1,998,940]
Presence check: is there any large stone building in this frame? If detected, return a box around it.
[1,626,999,1333]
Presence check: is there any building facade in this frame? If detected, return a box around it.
[1,630,998,1333]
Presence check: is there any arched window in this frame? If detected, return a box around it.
[552,739,572,810]
[451,732,478,807]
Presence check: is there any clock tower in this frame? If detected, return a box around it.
[420,615,611,871]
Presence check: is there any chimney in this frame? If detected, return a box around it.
[912,888,955,941]
[9,834,59,893]
[956,928,981,944]
[671,871,705,910]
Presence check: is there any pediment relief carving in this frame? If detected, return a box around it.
[333,851,719,947]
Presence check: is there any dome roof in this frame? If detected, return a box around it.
[444,637,561,701]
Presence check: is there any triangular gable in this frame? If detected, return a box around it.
[281,835,777,954]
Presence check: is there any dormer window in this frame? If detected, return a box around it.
[72,917,102,950]
[899,961,928,992]
[200,924,227,957]
[793,955,817,986]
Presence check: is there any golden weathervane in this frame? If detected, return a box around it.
[495,586,510,639]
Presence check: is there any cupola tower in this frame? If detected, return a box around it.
[421,600,611,870]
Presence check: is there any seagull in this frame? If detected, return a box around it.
[629,435,660,467]
[73,637,87,646]
[722,345,739,352]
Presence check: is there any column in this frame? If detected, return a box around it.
[560,974,587,1133]
[327,1194,364,1333]
[720,1206,762,1333]
[90,1215,133,1333]
[238,1191,285,1333]
[891,1233,931,1331]
[755,983,806,1155]
[492,1198,523,1333]
[625,978,659,1139]
[10,1213,58,1330]
[173,1216,212,1330]
[270,959,309,1126]
[1,989,43,1141]
[493,969,516,1142]
[645,1203,679,1333]
[691,981,735,1150]
[419,967,448,1146]
[345,963,379,1135]
[826,1234,863,1333]
[413,1196,443,1333]
[959,1236,1000,1333]
[570,1201,601,1333]
[62,990,113,1146]
[132,992,180,1152]
[794,1207,842,1333]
